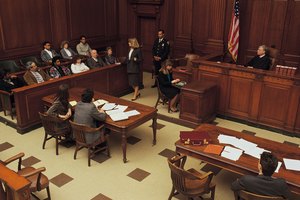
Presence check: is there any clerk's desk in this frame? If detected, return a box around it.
[173,60,300,136]
[11,63,131,133]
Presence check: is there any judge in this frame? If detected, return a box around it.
[247,45,271,70]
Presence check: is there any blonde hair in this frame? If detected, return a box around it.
[159,60,173,74]
[128,38,140,48]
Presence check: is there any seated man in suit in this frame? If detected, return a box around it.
[87,49,106,69]
[23,61,51,85]
[247,45,271,70]
[74,88,106,144]
[76,35,92,56]
[40,41,59,64]
[0,69,26,92]
[232,152,292,199]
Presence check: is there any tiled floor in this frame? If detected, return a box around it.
[0,72,300,200]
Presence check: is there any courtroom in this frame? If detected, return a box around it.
[1,1,300,200]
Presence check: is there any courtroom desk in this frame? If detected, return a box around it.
[180,81,217,124]
[175,124,300,194]
[11,64,131,133]
[42,87,157,163]
[180,60,300,136]
[0,163,31,200]
[173,67,193,83]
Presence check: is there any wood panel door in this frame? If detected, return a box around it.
[138,16,156,72]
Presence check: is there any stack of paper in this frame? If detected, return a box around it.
[69,101,77,106]
[102,103,116,111]
[109,112,129,122]
[234,138,258,152]
[93,99,108,107]
[244,147,270,159]
[115,105,128,112]
[221,146,243,161]
[124,110,140,117]
[218,134,239,145]
[283,158,300,171]
[275,161,282,173]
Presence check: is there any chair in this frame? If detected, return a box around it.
[39,112,71,155]
[154,77,171,113]
[269,47,279,70]
[173,54,200,69]
[234,190,285,200]
[20,56,43,67]
[1,153,51,200]
[69,120,110,167]
[167,154,216,200]
[0,60,22,73]
[0,90,14,120]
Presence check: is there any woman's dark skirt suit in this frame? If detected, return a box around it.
[127,48,142,87]
[157,71,180,99]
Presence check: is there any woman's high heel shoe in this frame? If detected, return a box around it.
[131,93,141,101]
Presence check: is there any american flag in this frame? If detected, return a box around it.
[228,0,240,62]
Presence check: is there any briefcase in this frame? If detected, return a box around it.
[180,131,211,145]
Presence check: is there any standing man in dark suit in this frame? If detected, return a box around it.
[151,29,170,88]
[247,45,271,70]
[231,152,292,199]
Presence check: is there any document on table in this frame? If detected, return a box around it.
[93,99,108,107]
[244,147,270,159]
[124,110,140,117]
[106,109,124,116]
[218,134,239,145]
[221,146,243,161]
[283,158,300,171]
[234,138,257,152]
[69,100,77,106]
[114,105,128,112]
[109,112,128,122]
[102,103,116,111]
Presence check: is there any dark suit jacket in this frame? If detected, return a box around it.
[152,38,170,61]
[87,57,106,69]
[247,55,271,70]
[41,49,58,62]
[127,48,142,73]
[0,78,25,92]
[231,175,292,199]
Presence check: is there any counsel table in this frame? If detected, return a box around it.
[175,124,300,194]
[42,88,157,163]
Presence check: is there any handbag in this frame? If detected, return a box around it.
[180,131,211,145]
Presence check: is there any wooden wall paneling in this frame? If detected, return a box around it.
[116,0,129,57]
[281,0,300,67]
[248,75,263,122]
[0,0,53,59]
[258,81,292,127]
[173,0,193,57]
[226,75,253,118]
[285,84,300,132]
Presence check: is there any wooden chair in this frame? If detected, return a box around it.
[0,60,22,73]
[69,120,110,167]
[0,90,14,120]
[1,153,51,200]
[154,77,171,113]
[234,190,285,200]
[20,56,43,67]
[39,112,71,155]
[173,53,200,69]
[168,154,216,200]
[269,47,279,70]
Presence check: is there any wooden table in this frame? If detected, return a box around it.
[175,124,300,194]
[42,88,157,163]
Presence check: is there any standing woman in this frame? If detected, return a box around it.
[127,38,142,101]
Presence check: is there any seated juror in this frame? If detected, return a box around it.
[247,45,271,70]
[76,35,92,56]
[49,56,72,78]
[104,47,119,65]
[40,41,59,64]
[23,61,51,85]
[157,60,180,112]
[0,69,26,92]
[87,49,106,69]
[231,152,292,199]
[71,56,90,74]
[74,88,106,144]
[47,84,72,131]
[60,40,77,60]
